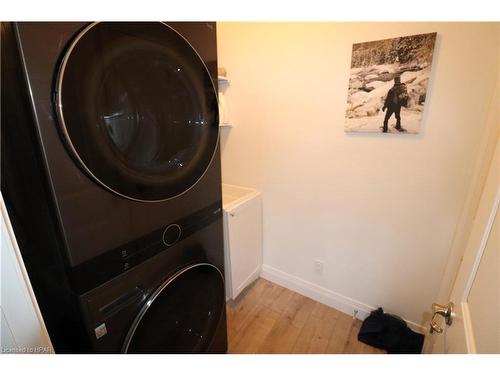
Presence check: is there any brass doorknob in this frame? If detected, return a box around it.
[430,320,443,334]
[429,302,454,334]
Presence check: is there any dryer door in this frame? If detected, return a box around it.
[55,22,219,202]
[122,263,225,353]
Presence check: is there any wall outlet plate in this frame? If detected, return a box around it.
[314,259,324,274]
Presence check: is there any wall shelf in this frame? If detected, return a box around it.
[218,72,231,127]
[218,76,230,85]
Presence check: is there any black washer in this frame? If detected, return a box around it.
[5,22,227,353]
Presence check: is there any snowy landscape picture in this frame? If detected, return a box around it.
[345,32,437,134]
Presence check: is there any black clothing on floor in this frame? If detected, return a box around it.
[358,308,424,354]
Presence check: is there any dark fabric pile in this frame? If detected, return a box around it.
[358,308,424,354]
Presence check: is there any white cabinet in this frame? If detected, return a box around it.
[222,184,262,300]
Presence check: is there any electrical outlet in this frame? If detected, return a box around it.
[314,259,324,274]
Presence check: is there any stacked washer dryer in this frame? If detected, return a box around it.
[1,22,227,353]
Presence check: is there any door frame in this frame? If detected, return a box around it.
[460,188,499,353]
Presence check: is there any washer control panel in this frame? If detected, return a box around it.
[70,200,222,294]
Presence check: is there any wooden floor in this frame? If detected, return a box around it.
[226,278,385,354]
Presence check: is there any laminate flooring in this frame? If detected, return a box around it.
[226,278,385,354]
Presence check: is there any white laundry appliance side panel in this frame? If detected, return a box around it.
[1,307,17,350]
[1,194,53,353]
[226,195,263,299]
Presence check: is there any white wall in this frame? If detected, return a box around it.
[217,22,500,327]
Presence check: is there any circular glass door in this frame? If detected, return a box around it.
[122,263,225,353]
[55,22,219,201]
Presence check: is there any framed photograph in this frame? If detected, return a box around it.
[345,32,437,134]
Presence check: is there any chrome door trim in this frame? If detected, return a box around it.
[121,262,224,353]
[54,22,220,203]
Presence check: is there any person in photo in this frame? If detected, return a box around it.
[382,75,409,133]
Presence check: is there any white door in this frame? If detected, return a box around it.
[431,136,500,353]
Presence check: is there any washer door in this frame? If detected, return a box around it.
[122,263,225,353]
[55,22,219,202]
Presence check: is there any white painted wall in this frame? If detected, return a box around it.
[217,22,500,327]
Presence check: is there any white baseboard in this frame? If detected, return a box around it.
[260,264,425,333]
